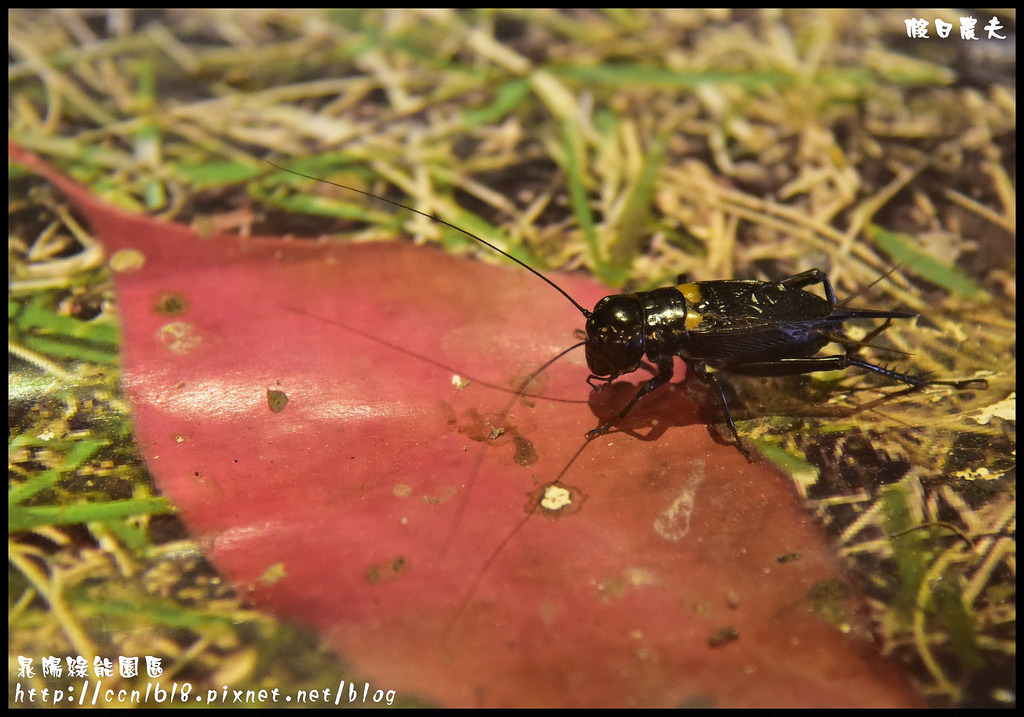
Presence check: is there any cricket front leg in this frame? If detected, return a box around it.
[586,359,675,439]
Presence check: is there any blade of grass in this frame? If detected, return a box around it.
[867,224,987,299]
[18,334,120,365]
[9,496,175,532]
[462,78,531,127]
[561,120,603,278]
[9,437,110,506]
[606,133,666,277]
[175,160,263,187]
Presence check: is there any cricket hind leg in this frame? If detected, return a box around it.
[827,318,986,390]
[775,268,838,304]
[825,318,913,360]
[695,349,985,460]
[720,354,985,390]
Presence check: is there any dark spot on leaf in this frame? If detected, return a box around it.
[707,626,739,648]
[457,407,494,442]
[364,555,410,585]
[437,400,457,427]
[267,388,288,413]
[777,552,801,564]
[512,434,537,466]
[154,293,188,316]
[451,407,537,467]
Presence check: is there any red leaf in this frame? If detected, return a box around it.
[10,142,922,707]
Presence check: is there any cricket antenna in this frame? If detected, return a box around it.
[266,161,592,318]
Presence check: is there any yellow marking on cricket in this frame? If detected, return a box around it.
[676,282,702,304]
[677,283,705,330]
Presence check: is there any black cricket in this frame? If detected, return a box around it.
[269,162,981,456]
